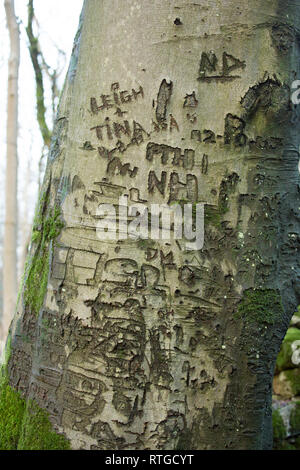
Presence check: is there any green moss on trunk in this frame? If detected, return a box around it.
[272,409,286,450]
[0,380,70,450]
[18,402,70,450]
[0,380,26,450]
[0,337,70,450]
[23,190,64,316]
[235,288,284,324]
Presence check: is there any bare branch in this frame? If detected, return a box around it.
[25,0,51,148]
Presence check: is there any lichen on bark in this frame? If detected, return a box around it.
[23,188,64,317]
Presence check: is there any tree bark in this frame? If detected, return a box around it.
[2,0,20,342]
[4,0,300,450]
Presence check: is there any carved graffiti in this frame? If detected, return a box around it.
[146,142,195,170]
[90,82,144,115]
[91,119,148,143]
[156,79,173,123]
[198,51,246,82]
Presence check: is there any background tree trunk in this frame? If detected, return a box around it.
[2,0,20,343]
[4,0,300,450]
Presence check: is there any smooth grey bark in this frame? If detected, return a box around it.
[5,0,300,450]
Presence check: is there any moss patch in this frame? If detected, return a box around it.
[0,379,26,450]
[0,382,70,450]
[23,190,64,316]
[0,339,25,450]
[235,288,284,325]
[1,334,70,450]
[283,369,300,396]
[18,402,70,450]
[0,342,70,451]
[272,409,286,449]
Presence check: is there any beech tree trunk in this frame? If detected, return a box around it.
[4,0,300,450]
[2,0,20,343]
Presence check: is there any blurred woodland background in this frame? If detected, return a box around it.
[0,0,83,351]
